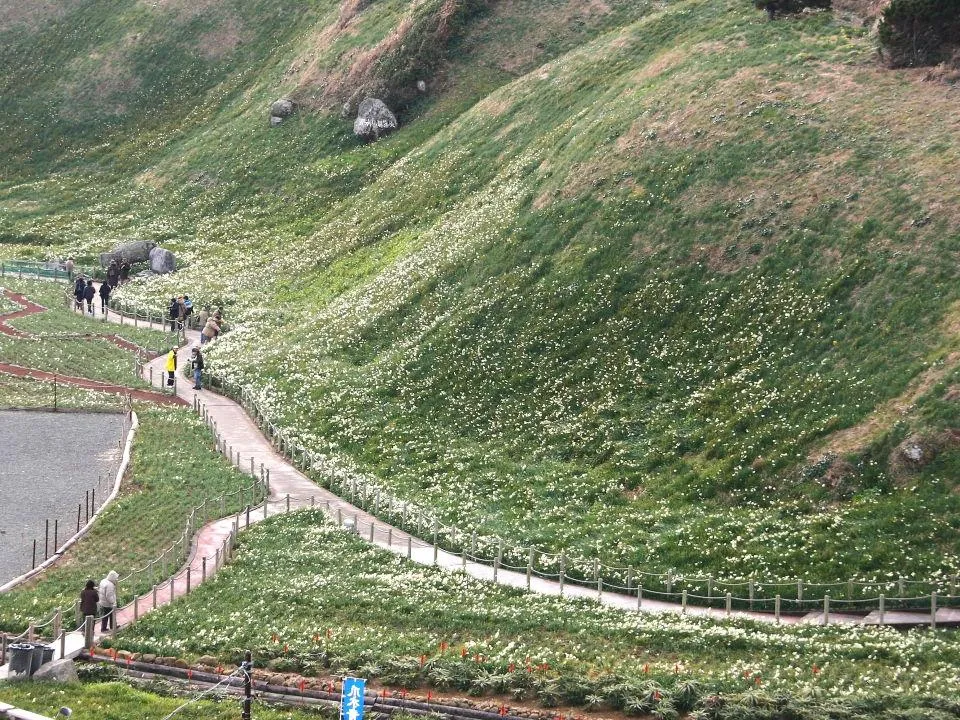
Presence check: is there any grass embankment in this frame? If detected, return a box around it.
[0,0,958,656]
[0,680,326,720]
[0,375,129,411]
[0,405,261,632]
[111,511,960,716]
[183,0,960,587]
[0,279,176,387]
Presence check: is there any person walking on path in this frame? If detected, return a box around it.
[83,279,96,316]
[191,345,204,390]
[106,260,120,289]
[197,306,209,331]
[165,347,178,387]
[98,570,119,632]
[73,276,85,311]
[65,257,74,281]
[201,316,219,345]
[168,297,179,332]
[79,579,99,622]
[98,281,111,313]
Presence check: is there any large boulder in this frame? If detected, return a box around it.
[353,98,397,141]
[99,240,156,267]
[149,247,176,274]
[32,658,79,683]
[270,98,295,118]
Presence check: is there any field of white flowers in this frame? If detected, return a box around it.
[112,511,960,714]
[1,0,959,711]
[71,0,956,593]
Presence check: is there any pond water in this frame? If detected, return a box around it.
[0,410,128,585]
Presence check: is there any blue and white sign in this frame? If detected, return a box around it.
[340,676,367,720]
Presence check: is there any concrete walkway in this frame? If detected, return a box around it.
[4,284,956,640]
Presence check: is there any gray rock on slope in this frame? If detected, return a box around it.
[99,240,156,267]
[31,658,79,683]
[271,98,295,118]
[149,247,176,274]
[270,98,295,126]
[353,98,397,141]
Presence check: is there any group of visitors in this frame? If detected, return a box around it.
[73,276,95,314]
[79,571,119,632]
[164,344,205,390]
[167,295,196,333]
[72,276,114,315]
[68,257,132,315]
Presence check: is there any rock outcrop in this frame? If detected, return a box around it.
[99,240,156,267]
[31,658,79,683]
[149,247,176,274]
[270,98,295,126]
[353,98,397,141]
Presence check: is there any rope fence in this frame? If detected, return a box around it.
[207,373,960,621]
[5,269,957,634]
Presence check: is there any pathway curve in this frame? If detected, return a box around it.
[87,304,959,630]
[4,283,954,654]
[123,320,830,626]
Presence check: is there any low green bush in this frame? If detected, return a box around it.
[879,0,960,67]
[752,0,832,19]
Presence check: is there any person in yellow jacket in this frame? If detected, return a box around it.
[165,347,177,387]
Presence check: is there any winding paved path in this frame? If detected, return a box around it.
[3,279,956,669]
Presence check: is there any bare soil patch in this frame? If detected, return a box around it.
[0,0,80,32]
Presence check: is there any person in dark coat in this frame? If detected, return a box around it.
[79,579,99,619]
[73,276,85,311]
[83,279,96,315]
[106,260,120,289]
[168,297,179,331]
[98,281,111,313]
[190,345,204,390]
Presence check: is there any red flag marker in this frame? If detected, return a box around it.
[187,669,193,680]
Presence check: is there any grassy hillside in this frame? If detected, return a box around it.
[1,0,958,589]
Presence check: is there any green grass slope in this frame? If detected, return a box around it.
[0,0,958,586]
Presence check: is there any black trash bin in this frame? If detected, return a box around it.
[7,642,34,676]
[29,642,46,674]
[40,644,55,666]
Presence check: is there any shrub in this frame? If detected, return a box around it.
[879,0,960,67]
[752,0,832,19]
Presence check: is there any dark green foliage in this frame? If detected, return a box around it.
[752,0,832,19]
[879,0,960,67]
